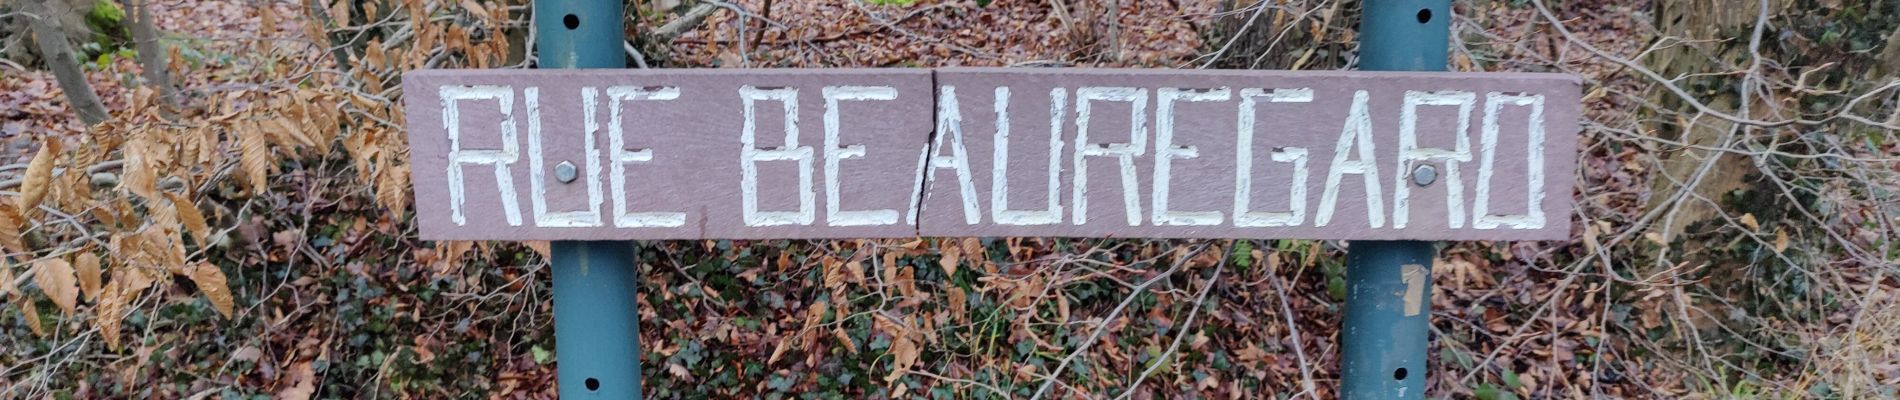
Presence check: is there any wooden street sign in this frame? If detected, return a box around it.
[404,69,934,240]
[403,68,1579,241]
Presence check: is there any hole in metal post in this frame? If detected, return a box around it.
[564,14,580,30]
[584,377,601,391]
[1415,9,1432,23]
[1393,368,1409,380]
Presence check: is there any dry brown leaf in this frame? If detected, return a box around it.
[141,228,187,274]
[880,250,898,284]
[0,258,15,296]
[188,262,235,318]
[33,258,77,315]
[75,252,102,301]
[437,241,473,275]
[96,280,125,349]
[1739,213,1761,231]
[300,9,329,48]
[329,0,350,29]
[460,0,492,22]
[946,287,967,323]
[364,39,388,72]
[1056,289,1071,322]
[87,200,120,229]
[822,256,847,290]
[120,135,160,200]
[376,162,409,217]
[1774,228,1789,254]
[1643,231,1667,246]
[165,192,211,246]
[360,0,379,23]
[884,335,919,382]
[116,267,157,294]
[279,361,318,400]
[18,139,60,213]
[805,300,827,326]
[273,116,315,149]
[149,195,179,235]
[17,294,45,336]
[938,241,961,277]
[845,259,865,285]
[258,2,277,33]
[766,337,793,366]
[0,204,25,254]
[239,120,273,194]
[50,157,91,212]
[525,241,552,259]
[832,327,858,354]
[894,266,917,298]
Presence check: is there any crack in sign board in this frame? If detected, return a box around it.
[401,68,1580,241]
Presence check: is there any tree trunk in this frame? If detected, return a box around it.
[1644,0,1786,242]
[25,0,110,126]
[127,0,178,108]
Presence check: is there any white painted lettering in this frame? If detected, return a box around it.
[822,86,902,226]
[1474,92,1548,229]
[1234,88,1313,227]
[606,86,688,228]
[441,85,523,226]
[526,87,605,227]
[915,85,984,225]
[1392,90,1475,229]
[1072,87,1148,226]
[990,87,1066,226]
[1316,90,1385,228]
[739,86,816,226]
[1153,87,1230,226]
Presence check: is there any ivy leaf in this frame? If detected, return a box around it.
[531,345,552,364]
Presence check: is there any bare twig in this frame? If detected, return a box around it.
[648,3,720,43]
[1115,249,1225,399]
[1267,245,1320,398]
[1028,244,1210,400]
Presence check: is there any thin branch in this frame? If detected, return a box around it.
[1028,244,1210,400]
[1115,250,1225,399]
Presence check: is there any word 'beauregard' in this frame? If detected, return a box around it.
[436,84,1549,231]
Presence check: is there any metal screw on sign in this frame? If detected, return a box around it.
[1411,164,1438,187]
[555,161,578,183]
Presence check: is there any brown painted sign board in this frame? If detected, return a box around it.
[402,68,1579,241]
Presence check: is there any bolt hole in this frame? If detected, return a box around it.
[584,377,601,391]
[563,14,580,30]
[1393,368,1409,380]
[1415,9,1432,24]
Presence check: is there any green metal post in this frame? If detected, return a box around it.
[534,1,642,397]
[1342,0,1449,398]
